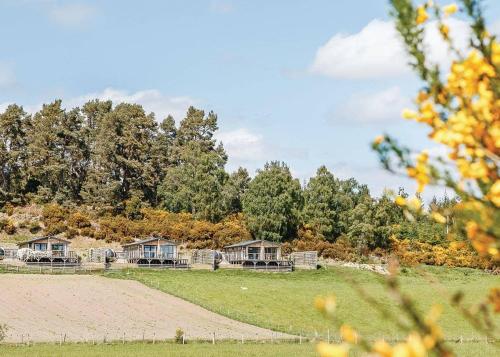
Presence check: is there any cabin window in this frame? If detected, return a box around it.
[33,243,47,251]
[143,245,157,258]
[248,247,260,260]
[160,245,174,258]
[51,244,64,251]
[265,247,277,260]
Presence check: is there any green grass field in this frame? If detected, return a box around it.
[104,266,499,343]
[0,341,498,357]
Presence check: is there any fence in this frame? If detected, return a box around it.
[191,249,217,265]
[290,251,318,269]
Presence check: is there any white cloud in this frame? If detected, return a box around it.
[310,18,470,79]
[216,128,266,164]
[64,88,196,121]
[49,3,97,28]
[0,62,16,88]
[334,86,411,123]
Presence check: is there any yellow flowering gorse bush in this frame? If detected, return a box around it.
[319,1,499,356]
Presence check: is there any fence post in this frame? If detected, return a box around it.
[123,332,125,344]
[212,332,215,345]
[327,329,330,343]
[299,333,302,344]
[153,332,156,344]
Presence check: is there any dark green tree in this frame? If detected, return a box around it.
[82,103,157,208]
[222,167,251,215]
[26,100,88,203]
[0,104,30,204]
[158,107,228,221]
[242,161,302,241]
[301,166,338,240]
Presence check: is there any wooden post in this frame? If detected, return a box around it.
[123,332,125,344]
[153,332,156,344]
[327,329,330,343]
[299,333,302,344]
[212,332,215,345]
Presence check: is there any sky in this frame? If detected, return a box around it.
[1,0,499,200]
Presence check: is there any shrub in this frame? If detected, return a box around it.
[3,203,14,216]
[124,195,144,220]
[42,204,68,235]
[174,328,184,344]
[0,323,8,342]
[44,222,66,236]
[3,221,16,235]
[79,227,95,238]
[65,228,79,239]
[68,212,92,229]
[0,219,16,235]
[28,222,42,234]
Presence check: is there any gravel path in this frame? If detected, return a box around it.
[0,274,293,342]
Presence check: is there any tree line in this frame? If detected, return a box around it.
[0,100,453,247]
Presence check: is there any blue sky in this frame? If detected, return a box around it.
[1,0,499,199]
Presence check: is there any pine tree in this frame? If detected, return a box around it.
[0,104,30,204]
[242,161,302,241]
[158,107,228,221]
[222,167,250,215]
[82,103,157,208]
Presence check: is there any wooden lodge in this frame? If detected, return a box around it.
[222,240,293,271]
[122,237,189,268]
[17,236,78,265]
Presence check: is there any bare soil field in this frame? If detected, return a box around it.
[0,274,291,343]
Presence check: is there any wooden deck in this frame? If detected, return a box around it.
[227,258,294,272]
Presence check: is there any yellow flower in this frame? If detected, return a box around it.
[416,6,429,24]
[395,196,407,206]
[486,181,500,207]
[407,197,422,211]
[488,288,500,313]
[407,333,427,357]
[315,295,336,315]
[374,135,384,145]
[392,343,411,357]
[443,3,458,16]
[373,339,393,357]
[439,24,450,39]
[402,108,418,119]
[317,342,349,357]
[340,324,358,344]
[431,212,447,224]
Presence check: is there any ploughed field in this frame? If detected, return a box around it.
[0,274,291,343]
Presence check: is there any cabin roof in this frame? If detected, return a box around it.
[17,236,71,246]
[122,237,177,247]
[223,239,280,249]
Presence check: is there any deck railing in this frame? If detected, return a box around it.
[225,252,281,261]
[125,248,177,260]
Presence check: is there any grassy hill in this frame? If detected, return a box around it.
[104,266,499,342]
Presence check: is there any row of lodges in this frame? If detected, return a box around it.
[2,236,298,271]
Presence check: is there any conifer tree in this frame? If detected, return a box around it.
[0,104,30,204]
